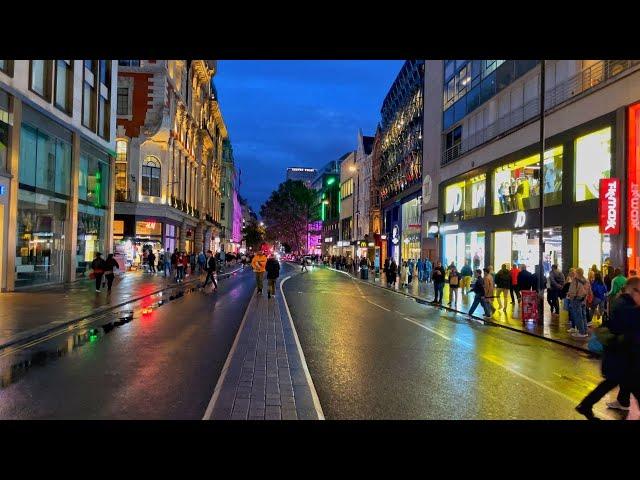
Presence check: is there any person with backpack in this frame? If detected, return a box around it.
[266,253,280,299]
[202,250,218,292]
[588,272,608,326]
[575,277,640,419]
[448,265,460,307]
[548,264,565,317]
[91,252,107,293]
[468,269,492,318]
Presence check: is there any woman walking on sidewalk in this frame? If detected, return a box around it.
[468,269,492,318]
[91,252,106,293]
[104,254,120,293]
[448,265,460,307]
[266,253,280,299]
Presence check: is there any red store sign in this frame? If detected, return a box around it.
[599,178,620,234]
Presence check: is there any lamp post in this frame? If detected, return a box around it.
[538,60,546,325]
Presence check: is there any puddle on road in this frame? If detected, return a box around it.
[0,283,204,389]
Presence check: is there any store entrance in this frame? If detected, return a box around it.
[494,226,562,276]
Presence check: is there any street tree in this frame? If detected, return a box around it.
[242,219,266,251]
[260,180,315,255]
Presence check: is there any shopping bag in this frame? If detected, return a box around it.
[587,332,604,354]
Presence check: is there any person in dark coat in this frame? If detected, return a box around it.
[383,258,390,286]
[388,259,397,287]
[202,250,218,292]
[266,253,280,299]
[517,264,536,292]
[91,252,106,292]
[575,277,640,419]
[104,253,120,293]
[431,261,446,304]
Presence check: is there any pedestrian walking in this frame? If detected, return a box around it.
[448,265,460,307]
[301,255,308,273]
[401,261,410,287]
[266,253,280,299]
[588,272,607,326]
[483,267,496,315]
[416,258,423,282]
[148,250,156,273]
[103,253,119,293]
[251,250,268,295]
[171,249,179,279]
[548,264,565,316]
[460,262,473,295]
[202,250,218,292]
[431,261,445,304]
[575,277,640,419]
[468,269,492,318]
[425,258,433,284]
[494,263,512,311]
[510,263,521,304]
[175,252,185,283]
[408,259,414,284]
[568,267,590,338]
[198,251,207,274]
[91,252,106,293]
[388,259,398,287]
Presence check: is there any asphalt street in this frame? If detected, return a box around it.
[284,267,624,420]
[0,266,261,419]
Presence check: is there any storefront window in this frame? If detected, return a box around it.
[79,151,110,208]
[401,197,421,261]
[19,124,72,195]
[444,181,464,222]
[465,174,486,219]
[136,220,162,237]
[76,204,106,275]
[493,146,563,215]
[164,224,179,253]
[575,127,611,202]
[443,231,485,270]
[510,227,562,276]
[578,225,610,272]
[15,189,68,287]
[494,231,512,271]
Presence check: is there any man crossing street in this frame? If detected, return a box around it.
[201,250,218,292]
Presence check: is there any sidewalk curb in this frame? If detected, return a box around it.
[324,266,596,357]
[0,266,245,353]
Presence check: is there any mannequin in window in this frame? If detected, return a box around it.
[498,182,509,214]
[509,177,518,211]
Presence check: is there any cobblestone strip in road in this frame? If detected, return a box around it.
[206,275,322,420]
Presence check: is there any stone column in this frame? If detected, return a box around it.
[195,221,204,253]
[65,132,81,283]
[179,220,187,251]
[5,95,22,291]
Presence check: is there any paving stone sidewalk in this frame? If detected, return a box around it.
[330,266,596,353]
[207,276,322,420]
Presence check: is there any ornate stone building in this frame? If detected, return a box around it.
[113,60,227,266]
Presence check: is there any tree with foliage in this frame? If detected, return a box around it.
[260,180,315,255]
[242,218,266,251]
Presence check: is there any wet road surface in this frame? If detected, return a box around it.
[284,267,623,420]
[0,267,256,419]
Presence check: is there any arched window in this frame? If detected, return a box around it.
[142,156,161,197]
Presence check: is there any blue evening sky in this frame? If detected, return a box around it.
[215,60,405,213]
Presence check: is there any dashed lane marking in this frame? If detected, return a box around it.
[367,300,390,312]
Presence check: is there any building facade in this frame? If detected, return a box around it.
[354,131,374,260]
[286,167,317,186]
[113,60,227,267]
[312,157,343,257]
[338,151,357,258]
[0,60,118,290]
[221,138,240,253]
[378,60,425,266]
[427,59,640,277]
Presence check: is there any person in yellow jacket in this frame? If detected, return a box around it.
[251,250,268,295]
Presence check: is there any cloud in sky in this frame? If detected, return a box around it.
[215,60,405,213]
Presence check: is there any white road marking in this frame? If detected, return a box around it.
[401,314,613,419]
[281,275,325,420]
[367,300,390,312]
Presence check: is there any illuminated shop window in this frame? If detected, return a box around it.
[578,225,610,272]
[493,146,563,215]
[575,127,611,202]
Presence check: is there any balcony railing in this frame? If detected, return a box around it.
[441,59,640,166]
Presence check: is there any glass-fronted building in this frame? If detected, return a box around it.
[438,112,621,276]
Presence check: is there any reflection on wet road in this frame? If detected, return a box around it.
[0,268,256,419]
[284,268,624,420]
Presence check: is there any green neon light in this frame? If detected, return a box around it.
[321,202,325,221]
[327,177,335,185]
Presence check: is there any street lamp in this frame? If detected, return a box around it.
[538,60,546,325]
